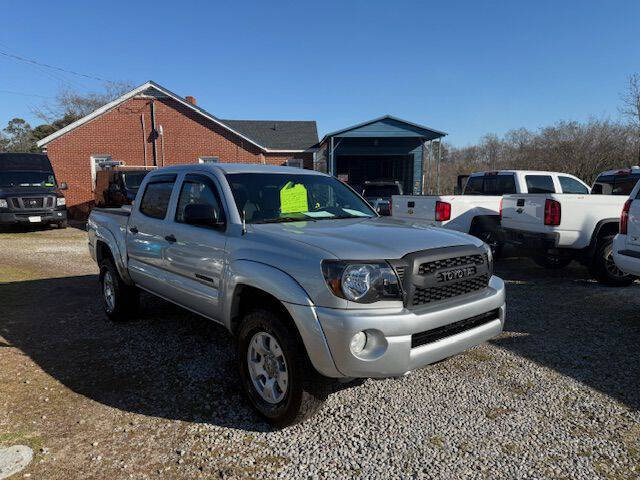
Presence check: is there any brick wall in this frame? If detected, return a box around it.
[45,95,312,218]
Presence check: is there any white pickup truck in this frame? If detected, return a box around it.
[502,167,640,286]
[392,170,589,257]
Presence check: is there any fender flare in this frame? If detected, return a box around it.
[586,218,619,257]
[223,259,342,378]
[94,227,133,285]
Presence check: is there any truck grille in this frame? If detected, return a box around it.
[391,246,491,309]
[418,254,486,275]
[411,308,499,348]
[7,196,55,210]
[412,274,490,306]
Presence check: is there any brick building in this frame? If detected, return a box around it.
[36,81,318,218]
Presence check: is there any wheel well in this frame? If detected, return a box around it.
[95,240,115,266]
[592,221,619,250]
[470,215,500,234]
[230,285,300,340]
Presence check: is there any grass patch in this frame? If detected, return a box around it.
[463,349,492,362]
[0,431,44,456]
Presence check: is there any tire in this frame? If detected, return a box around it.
[237,309,327,427]
[472,227,504,260]
[99,259,139,321]
[532,253,573,269]
[58,220,68,229]
[590,235,635,286]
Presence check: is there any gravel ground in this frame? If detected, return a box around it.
[0,226,639,479]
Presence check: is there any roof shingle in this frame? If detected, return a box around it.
[219,119,318,150]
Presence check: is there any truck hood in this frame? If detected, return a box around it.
[251,216,482,259]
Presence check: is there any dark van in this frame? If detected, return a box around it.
[0,153,68,228]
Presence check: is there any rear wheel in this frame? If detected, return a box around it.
[591,235,635,286]
[99,259,139,321]
[237,309,327,427]
[473,227,503,259]
[532,253,573,269]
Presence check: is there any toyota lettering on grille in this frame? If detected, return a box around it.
[436,265,477,283]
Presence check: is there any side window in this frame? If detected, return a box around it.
[464,177,484,195]
[484,175,516,195]
[139,180,175,219]
[525,175,555,194]
[175,175,224,225]
[559,176,589,194]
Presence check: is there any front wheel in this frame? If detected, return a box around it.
[473,228,504,259]
[237,310,327,427]
[590,235,635,286]
[532,253,573,269]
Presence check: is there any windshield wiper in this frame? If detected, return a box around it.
[317,214,371,220]
[254,215,317,224]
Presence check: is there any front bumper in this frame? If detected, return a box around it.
[313,275,506,378]
[0,209,67,225]
[503,227,557,250]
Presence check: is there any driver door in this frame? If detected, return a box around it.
[162,173,228,322]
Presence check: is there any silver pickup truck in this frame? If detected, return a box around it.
[88,163,506,426]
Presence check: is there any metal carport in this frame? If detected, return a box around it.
[315,115,446,195]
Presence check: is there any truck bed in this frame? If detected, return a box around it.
[501,193,626,249]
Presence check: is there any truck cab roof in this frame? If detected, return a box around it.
[151,163,327,176]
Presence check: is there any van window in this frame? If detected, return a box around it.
[139,180,175,219]
[559,176,589,194]
[525,175,555,194]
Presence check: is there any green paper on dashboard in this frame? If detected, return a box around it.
[280,181,308,213]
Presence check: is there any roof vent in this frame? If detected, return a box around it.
[185,96,196,105]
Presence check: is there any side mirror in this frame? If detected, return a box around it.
[59,182,68,190]
[184,203,224,228]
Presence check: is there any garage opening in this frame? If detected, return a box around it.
[335,155,414,194]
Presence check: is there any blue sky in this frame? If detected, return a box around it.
[1,0,638,146]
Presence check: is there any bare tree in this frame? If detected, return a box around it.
[619,73,640,162]
[33,81,134,124]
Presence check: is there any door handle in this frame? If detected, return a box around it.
[164,234,177,243]
[129,226,138,234]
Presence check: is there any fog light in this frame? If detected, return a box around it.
[350,331,367,354]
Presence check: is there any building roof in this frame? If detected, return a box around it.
[219,120,318,151]
[319,115,447,144]
[159,162,327,175]
[36,81,318,153]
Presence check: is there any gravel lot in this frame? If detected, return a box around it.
[1,226,639,479]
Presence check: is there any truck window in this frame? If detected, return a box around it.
[592,174,640,195]
[139,180,175,219]
[484,175,516,195]
[559,176,589,194]
[525,175,555,194]
[175,175,224,224]
[463,177,483,194]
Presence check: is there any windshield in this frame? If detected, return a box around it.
[362,184,400,198]
[122,171,148,189]
[0,171,56,188]
[592,174,640,195]
[226,172,376,224]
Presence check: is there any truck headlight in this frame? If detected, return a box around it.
[322,261,402,303]
[0,199,7,209]
[56,197,66,206]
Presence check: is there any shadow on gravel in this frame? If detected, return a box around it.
[0,275,277,432]
[491,257,640,411]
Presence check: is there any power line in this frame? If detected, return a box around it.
[0,49,113,83]
[0,89,54,99]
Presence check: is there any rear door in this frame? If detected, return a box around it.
[126,173,178,297]
[162,173,228,321]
